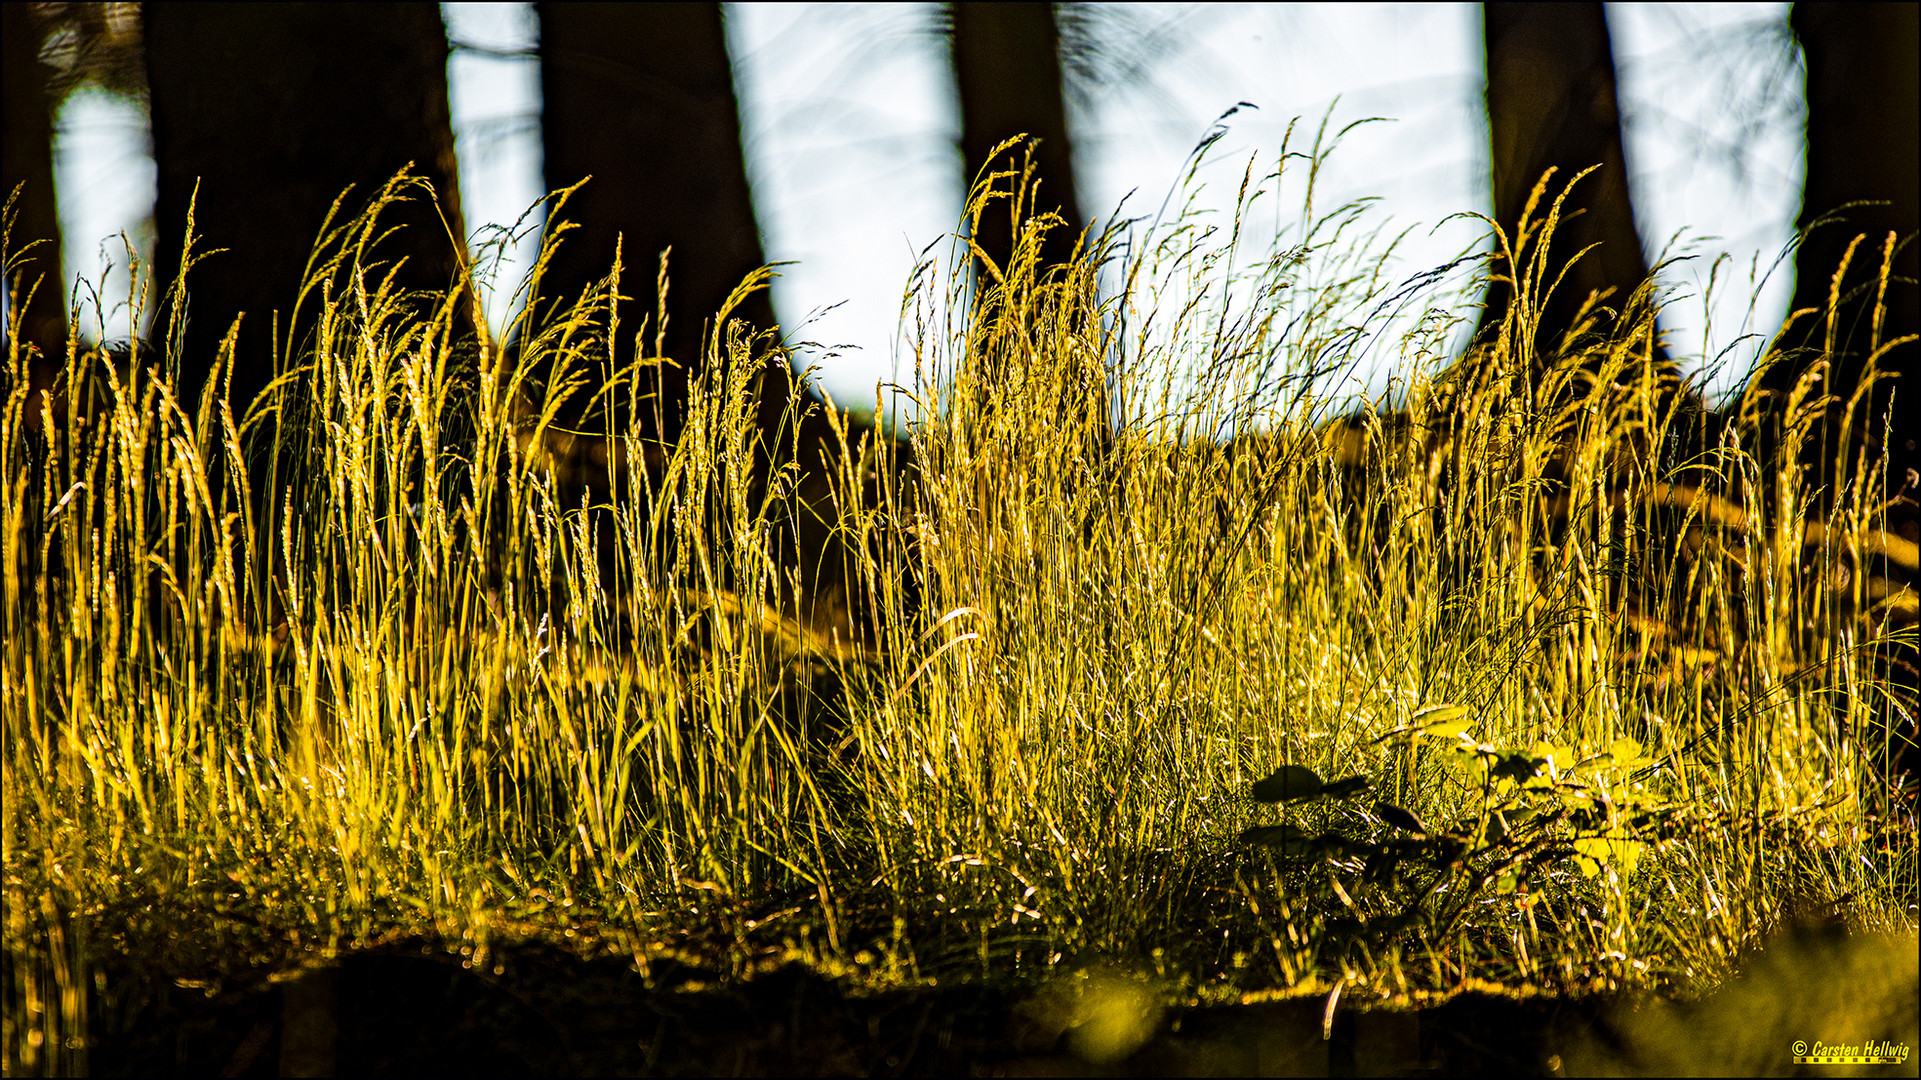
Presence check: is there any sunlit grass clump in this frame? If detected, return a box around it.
[3,131,1915,1073]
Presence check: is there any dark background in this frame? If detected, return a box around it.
[3,2,1914,508]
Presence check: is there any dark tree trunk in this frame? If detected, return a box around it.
[1766,2,1919,519]
[143,2,468,416]
[947,3,1109,540]
[949,2,1084,279]
[537,1,797,446]
[1480,2,1653,371]
[2,2,67,371]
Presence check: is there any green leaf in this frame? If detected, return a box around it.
[1240,823,1313,856]
[1320,775,1373,799]
[1454,812,1511,846]
[1572,834,1645,876]
[1532,741,1576,774]
[1373,801,1426,833]
[1423,719,1475,740]
[1251,765,1324,803]
[1489,752,1544,784]
[1606,737,1653,770]
[1411,703,1470,727]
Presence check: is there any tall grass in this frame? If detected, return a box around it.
[3,130,1915,1073]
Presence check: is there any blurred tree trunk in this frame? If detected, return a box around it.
[949,2,1085,278]
[1766,2,1919,521]
[538,1,800,447]
[2,2,67,371]
[1480,2,1654,373]
[144,2,468,416]
[947,3,1109,537]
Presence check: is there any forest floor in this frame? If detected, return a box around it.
[77,912,1918,1077]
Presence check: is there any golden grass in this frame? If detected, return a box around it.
[2,136,1915,1074]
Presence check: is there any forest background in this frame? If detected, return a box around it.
[4,1,1915,462]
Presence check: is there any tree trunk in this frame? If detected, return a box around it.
[143,2,468,415]
[949,2,1084,279]
[1480,2,1652,372]
[537,1,796,445]
[948,2,1106,534]
[2,2,67,372]
[1766,2,1919,520]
